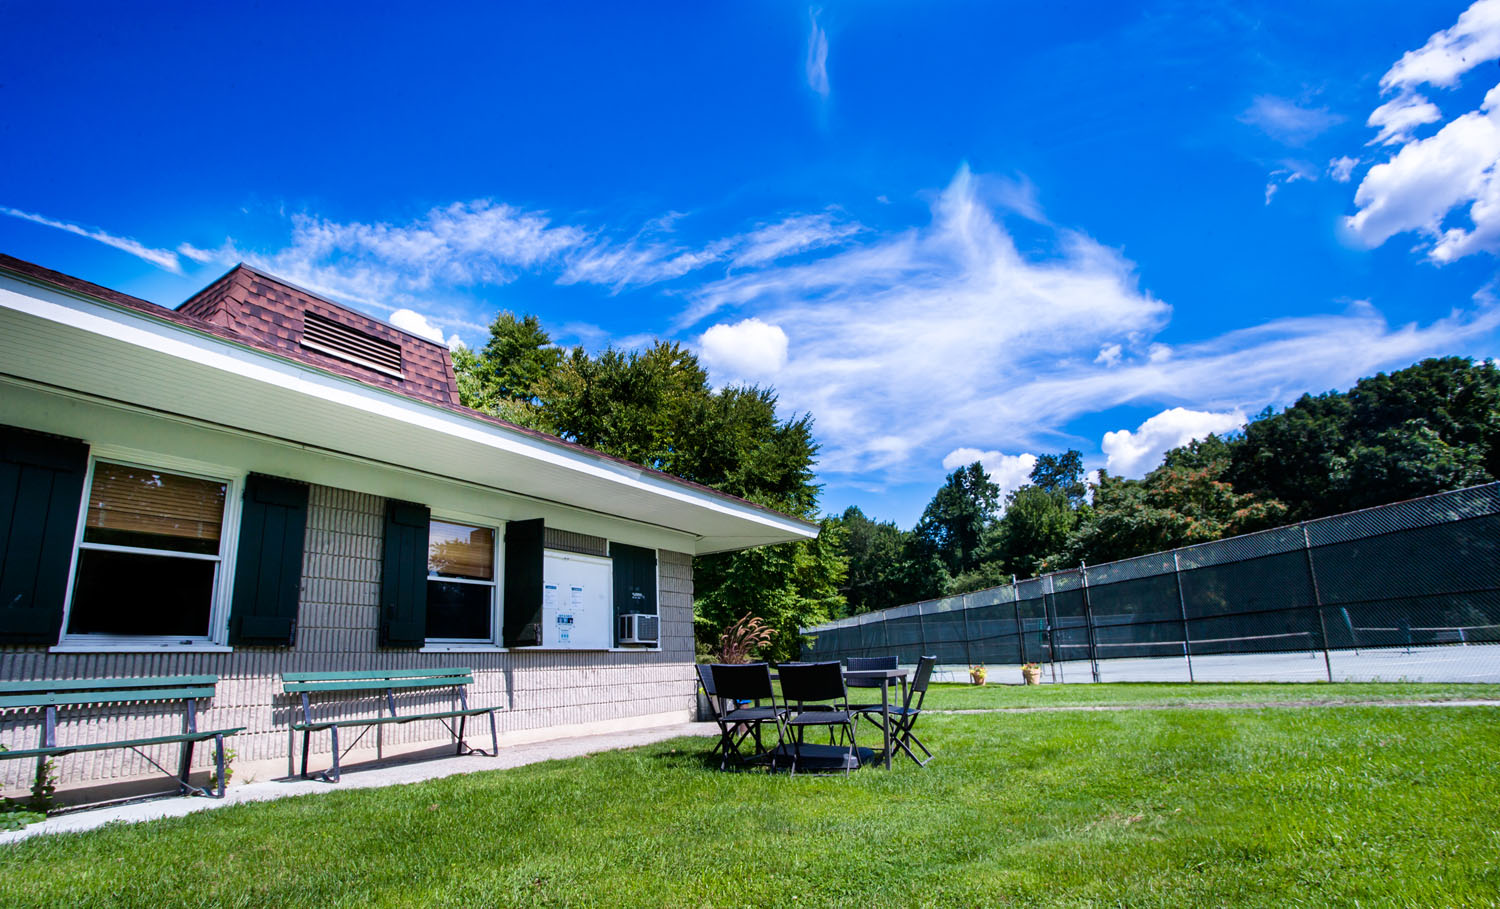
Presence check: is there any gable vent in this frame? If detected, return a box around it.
[300,311,404,379]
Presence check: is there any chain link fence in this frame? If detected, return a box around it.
[803,483,1500,683]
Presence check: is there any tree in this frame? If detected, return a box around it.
[992,484,1076,577]
[910,463,1001,578]
[1229,357,1500,520]
[829,506,917,615]
[1030,449,1088,507]
[457,320,840,659]
[481,312,561,403]
[1067,447,1286,565]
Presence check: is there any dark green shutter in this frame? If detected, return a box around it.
[503,518,544,646]
[227,474,309,646]
[611,542,657,644]
[380,499,430,647]
[0,426,88,644]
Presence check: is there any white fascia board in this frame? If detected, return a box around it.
[0,274,819,548]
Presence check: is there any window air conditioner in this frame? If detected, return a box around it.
[618,613,660,645]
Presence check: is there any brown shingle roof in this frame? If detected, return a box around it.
[179,265,460,406]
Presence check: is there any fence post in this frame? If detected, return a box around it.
[960,595,974,668]
[1013,576,1026,667]
[1044,575,1062,684]
[916,601,928,658]
[1080,561,1101,683]
[1302,525,1334,683]
[1172,551,1195,683]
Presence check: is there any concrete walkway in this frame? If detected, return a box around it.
[2,720,720,844]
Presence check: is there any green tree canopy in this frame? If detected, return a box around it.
[454,312,837,659]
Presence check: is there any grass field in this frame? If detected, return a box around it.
[917,679,1500,710]
[3,688,1498,907]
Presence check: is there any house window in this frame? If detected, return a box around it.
[426,519,497,642]
[65,461,232,640]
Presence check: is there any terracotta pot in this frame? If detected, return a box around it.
[1021,666,1042,685]
[969,671,987,686]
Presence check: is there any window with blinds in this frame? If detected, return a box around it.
[426,519,498,642]
[66,461,231,639]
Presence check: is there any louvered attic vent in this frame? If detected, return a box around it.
[300,311,403,379]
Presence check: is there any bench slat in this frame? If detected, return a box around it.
[284,676,474,695]
[282,668,472,682]
[0,727,246,759]
[0,675,219,694]
[0,686,218,709]
[291,706,494,731]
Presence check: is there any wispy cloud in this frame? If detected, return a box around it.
[1346,0,1500,262]
[682,167,1500,487]
[1240,95,1343,145]
[806,8,830,100]
[1,206,183,273]
[732,210,860,268]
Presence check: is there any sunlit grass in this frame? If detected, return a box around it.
[2,699,1497,907]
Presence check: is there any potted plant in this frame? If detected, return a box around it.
[968,664,987,686]
[1021,662,1042,685]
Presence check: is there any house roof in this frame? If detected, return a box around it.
[0,253,820,553]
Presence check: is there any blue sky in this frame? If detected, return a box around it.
[4,1,1500,527]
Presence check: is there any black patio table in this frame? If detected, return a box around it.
[774,666,910,770]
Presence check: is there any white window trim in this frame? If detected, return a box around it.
[52,446,243,653]
[424,515,502,646]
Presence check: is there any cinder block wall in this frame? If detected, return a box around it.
[0,484,697,795]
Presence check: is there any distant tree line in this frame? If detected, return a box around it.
[830,356,1500,613]
[456,316,1499,646]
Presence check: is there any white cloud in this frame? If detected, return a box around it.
[388,308,447,344]
[1240,95,1342,145]
[1101,407,1246,477]
[1,206,183,273]
[1328,156,1358,183]
[1349,83,1500,261]
[1381,0,1500,92]
[175,242,217,264]
[1264,164,1317,205]
[806,8,830,99]
[1095,343,1123,367]
[1368,94,1443,145]
[698,318,789,383]
[1347,1,1500,262]
[941,448,1037,504]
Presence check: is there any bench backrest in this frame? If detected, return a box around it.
[0,675,220,710]
[282,668,474,695]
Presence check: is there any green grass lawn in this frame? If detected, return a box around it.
[3,698,1498,907]
[919,680,1500,711]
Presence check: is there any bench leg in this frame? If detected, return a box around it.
[328,726,341,783]
[301,730,311,779]
[456,715,467,755]
[214,734,227,798]
[490,710,499,756]
[178,740,196,795]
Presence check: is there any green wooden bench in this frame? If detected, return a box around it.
[0,675,244,799]
[282,668,499,782]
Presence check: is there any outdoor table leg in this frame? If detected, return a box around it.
[881,678,892,770]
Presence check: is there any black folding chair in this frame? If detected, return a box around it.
[778,661,860,776]
[846,655,899,715]
[697,664,728,758]
[709,663,786,771]
[855,655,936,767]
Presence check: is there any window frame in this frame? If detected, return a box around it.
[423,514,502,647]
[53,448,242,652]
